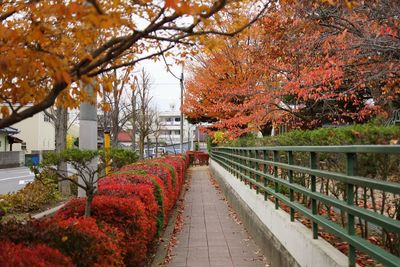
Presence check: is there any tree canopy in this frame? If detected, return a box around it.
[183,0,400,138]
[0,0,269,128]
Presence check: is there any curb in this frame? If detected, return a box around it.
[151,169,191,267]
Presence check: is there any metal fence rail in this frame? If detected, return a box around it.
[211,145,400,267]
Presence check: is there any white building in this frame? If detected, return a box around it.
[11,111,55,153]
[151,109,195,152]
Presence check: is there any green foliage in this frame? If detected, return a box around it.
[148,177,164,236]
[223,123,400,182]
[206,136,217,153]
[224,123,400,147]
[42,149,99,166]
[99,148,138,169]
[0,171,61,217]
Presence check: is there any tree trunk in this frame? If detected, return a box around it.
[139,134,145,159]
[55,108,70,196]
[147,136,151,158]
[111,97,120,147]
[155,137,159,158]
[84,190,94,217]
[131,91,137,151]
[260,123,273,136]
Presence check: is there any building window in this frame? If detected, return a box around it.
[44,114,51,122]
[166,117,173,122]
[174,130,180,135]
[175,117,181,122]
[21,142,27,150]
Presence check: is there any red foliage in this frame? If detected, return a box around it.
[99,172,167,228]
[120,163,176,213]
[0,156,189,267]
[99,182,158,217]
[0,217,124,267]
[0,241,74,267]
[56,195,153,266]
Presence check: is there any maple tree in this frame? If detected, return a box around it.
[183,0,400,137]
[0,0,270,128]
[183,29,277,138]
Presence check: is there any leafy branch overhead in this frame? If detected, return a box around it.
[0,0,271,128]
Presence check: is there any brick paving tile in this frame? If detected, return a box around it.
[167,166,268,267]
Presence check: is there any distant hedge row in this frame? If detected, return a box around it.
[0,155,189,267]
[222,123,400,181]
[224,123,400,147]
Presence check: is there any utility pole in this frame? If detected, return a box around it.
[78,83,97,197]
[180,65,184,154]
[78,1,97,197]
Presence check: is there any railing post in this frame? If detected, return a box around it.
[247,150,252,189]
[229,148,233,174]
[263,150,268,201]
[254,149,260,194]
[233,149,238,178]
[346,152,357,267]
[273,150,279,209]
[288,151,295,222]
[239,149,244,182]
[310,152,318,239]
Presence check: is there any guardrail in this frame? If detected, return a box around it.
[211,145,400,267]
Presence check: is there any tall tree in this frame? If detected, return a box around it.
[98,67,135,147]
[135,69,153,159]
[44,107,70,196]
[183,1,400,137]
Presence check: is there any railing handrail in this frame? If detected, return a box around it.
[211,145,400,267]
[213,150,400,193]
[217,145,400,154]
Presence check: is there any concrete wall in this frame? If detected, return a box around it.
[0,151,24,168]
[0,134,8,152]
[210,159,350,267]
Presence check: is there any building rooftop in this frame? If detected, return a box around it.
[0,126,19,135]
[118,132,132,142]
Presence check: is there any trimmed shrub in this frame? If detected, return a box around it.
[56,195,153,266]
[0,241,74,267]
[0,217,124,267]
[120,163,175,213]
[1,155,189,267]
[225,124,400,147]
[0,174,60,215]
[99,148,138,170]
[99,172,166,233]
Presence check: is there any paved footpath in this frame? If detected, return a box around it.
[167,166,268,267]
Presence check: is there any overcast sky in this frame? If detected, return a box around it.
[138,60,183,112]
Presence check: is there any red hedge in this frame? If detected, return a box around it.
[0,155,188,267]
[0,241,74,267]
[56,195,154,266]
[120,163,176,213]
[0,217,124,267]
[98,172,167,230]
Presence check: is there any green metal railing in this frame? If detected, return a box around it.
[211,145,400,267]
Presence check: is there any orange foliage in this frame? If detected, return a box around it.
[0,0,269,128]
[183,1,400,137]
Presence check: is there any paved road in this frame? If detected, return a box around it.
[167,166,268,267]
[0,167,35,195]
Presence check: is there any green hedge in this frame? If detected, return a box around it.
[222,123,400,182]
[224,123,400,147]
